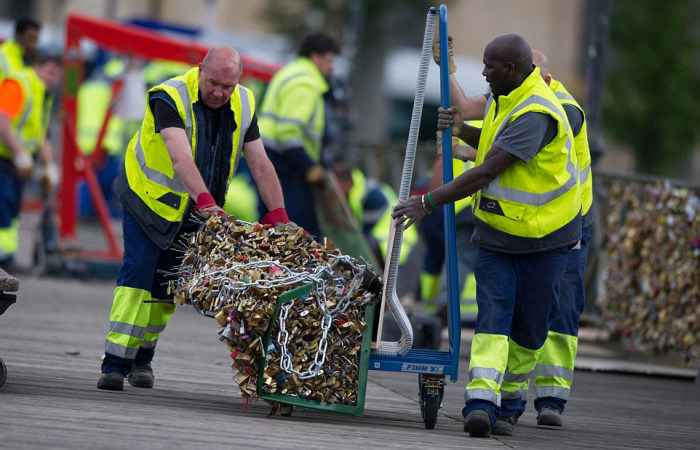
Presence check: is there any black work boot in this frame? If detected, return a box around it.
[97,372,125,391]
[492,415,516,436]
[463,409,492,437]
[537,406,563,427]
[127,364,154,388]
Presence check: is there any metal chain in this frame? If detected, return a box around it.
[276,294,332,380]
[179,253,370,379]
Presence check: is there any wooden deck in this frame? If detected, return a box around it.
[1,275,699,449]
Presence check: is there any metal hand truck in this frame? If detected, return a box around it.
[368,5,462,429]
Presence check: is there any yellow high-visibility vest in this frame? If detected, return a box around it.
[474,67,580,251]
[259,57,327,161]
[348,169,417,264]
[76,80,126,156]
[0,39,26,79]
[0,67,47,159]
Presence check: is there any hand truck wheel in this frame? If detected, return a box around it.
[419,374,445,429]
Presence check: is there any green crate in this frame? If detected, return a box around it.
[257,283,376,417]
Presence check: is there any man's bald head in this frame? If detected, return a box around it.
[481,34,534,97]
[485,34,533,74]
[198,46,242,110]
[532,48,552,86]
[201,46,242,74]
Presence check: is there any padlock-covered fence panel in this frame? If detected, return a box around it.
[596,171,700,364]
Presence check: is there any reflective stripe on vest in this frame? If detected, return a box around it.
[15,76,34,145]
[162,79,193,140]
[133,127,186,193]
[231,86,252,177]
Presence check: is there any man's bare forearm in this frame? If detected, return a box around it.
[456,124,482,149]
[161,127,208,200]
[450,75,488,121]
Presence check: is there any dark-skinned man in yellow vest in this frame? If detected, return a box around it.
[394,34,581,439]
[435,36,593,432]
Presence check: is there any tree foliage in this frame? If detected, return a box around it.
[260,0,348,45]
[603,0,700,175]
[259,0,435,52]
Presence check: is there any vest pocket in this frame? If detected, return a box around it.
[478,196,525,221]
[155,191,182,210]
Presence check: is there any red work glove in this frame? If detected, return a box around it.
[262,208,290,226]
[262,208,310,236]
[194,192,227,219]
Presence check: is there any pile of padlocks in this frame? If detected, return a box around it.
[168,216,380,405]
[598,179,700,363]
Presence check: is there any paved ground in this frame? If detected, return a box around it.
[2,273,699,450]
[2,214,699,449]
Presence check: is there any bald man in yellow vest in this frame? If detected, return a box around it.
[98,47,292,391]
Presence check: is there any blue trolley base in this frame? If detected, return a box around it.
[369,349,456,378]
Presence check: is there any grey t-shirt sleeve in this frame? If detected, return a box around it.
[563,104,583,136]
[493,112,558,163]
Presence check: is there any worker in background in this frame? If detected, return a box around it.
[98,47,291,392]
[436,36,593,431]
[142,59,191,89]
[0,18,40,78]
[258,32,341,239]
[419,129,479,324]
[76,58,131,219]
[223,158,259,222]
[395,34,580,438]
[332,162,418,267]
[0,55,62,270]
